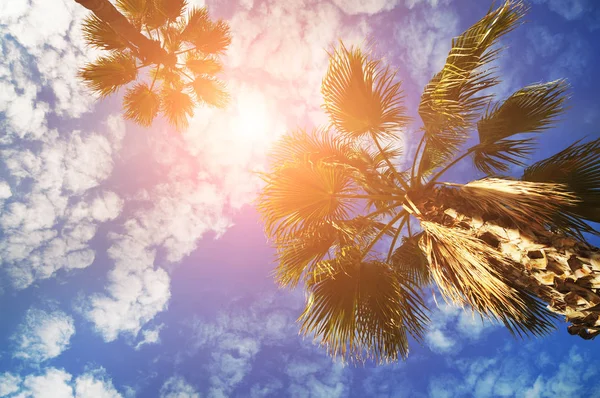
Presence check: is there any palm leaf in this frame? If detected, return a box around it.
[321,42,408,139]
[160,87,194,130]
[474,80,569,174]
[391,233,430,287]
[451,178,579,229]
[153,0,187,21]
[522,138,600,235]
[123,83,161,126]
[188,19,232,55]
[181,6,210,40]
[186,55,223,76]
[115,0,147,27]
[257,159,359,242]
[269,128,355,166]
[151,66,182,89]
[299,247,429,364]
[81,14,128,51]
[160,25,183,53]
[420,221,557,337]
[416,0,526,178]
[79,52,138,97]
[189,77,229,107]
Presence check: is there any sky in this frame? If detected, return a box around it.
[0,0,600,397]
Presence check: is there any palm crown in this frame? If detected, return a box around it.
[78,0,230,130]
[257,0,600,364]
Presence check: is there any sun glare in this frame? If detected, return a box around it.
[231,88,271,145]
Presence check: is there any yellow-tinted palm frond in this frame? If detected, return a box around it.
[417,0,526,178]
[322,42,408,139]
[472,138,535,174]
[420,221,557,337]
[160,25,183,53]
[186,55,222,76]
[299,247,429,364]
[160,87,194,131]
[391,233,430,287]
[123,83,160,126]
[523,138,600,235]
[187,19,232,55]
[79,52,137,97]
[150,66,182,89]
[115,0,147,26]
[269,128,355,166]
[189,77,229,107]
[474,80,569,174]
[153,0,187,21]
[181,6,210,40]
[454,178,579,228]
[81,14,128,51]
[257,159,359,242]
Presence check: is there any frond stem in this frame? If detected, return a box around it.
[411,131,427,186]
[333,193,402,201]
[371,132,410,192]
[386,214,409,262]
[360,209,407,260]
[425,146,477,189]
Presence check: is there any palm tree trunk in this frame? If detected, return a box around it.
[416,186,600,339]
[74,0,175,66]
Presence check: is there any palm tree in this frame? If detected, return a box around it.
[75,0,230,130]
[257,0,600,364]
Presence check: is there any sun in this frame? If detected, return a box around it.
[230,87,272,145]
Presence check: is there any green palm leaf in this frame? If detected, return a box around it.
[417,0,526,179]
[420,221,557,337]
[160,87,194,131]
[522,138,600,235]
[474,80,569,174]
[189,77,229,107]
[123,83,161,126]
[81,14,128,51]
[321,42,408,139]
[79,52,137,97]
[300,247,429,364]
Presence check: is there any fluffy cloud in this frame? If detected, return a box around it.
[12,308,75,363]
[0,373,21,396]
[135,324,164,350]
[160,376,200,398]
[1,368,122,398]
[331,0,399,15]
[532,0,589,20]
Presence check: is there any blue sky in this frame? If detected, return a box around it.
[1,0,600,397]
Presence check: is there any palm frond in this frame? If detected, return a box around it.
[81,14,128,51]
[523,138,600,233]
[472,138,535,174]
[299,247,429,364]
[181,6,210,40]
[153,0,187,21]
[269,128,355,166]
[416,0,526,178]
[321,42,408,139]
[188,19,232,55]
[453,178,579,228]
[79,52,137,97]
[150,66,182,89]
[143,0,168,29]
[189,77,229,108]
[123,83,161,126]
[186,55,223,76]
[115,0,147,27]
[474,80,569,173]
[391,233,430,287]
[257,159,359,242]
[160,25,183,53]
[420,221,557,337]
[160,87,194,131]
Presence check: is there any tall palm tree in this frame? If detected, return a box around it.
[76,0,230,130]
[257,0,600,364]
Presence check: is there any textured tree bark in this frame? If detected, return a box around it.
[415,186,600,339]
[74,0,175,66]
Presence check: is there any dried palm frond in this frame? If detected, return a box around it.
[453,178,579,228]
[79,52,137,97]
[160,87,194,131]
[420,221,557,337]
[523,138,600,235]
[474,80,569,173]
[189,77,229,107]
[321,42,408,139]
[257,159,359,241]
[417,0,526,178]
[123,83,161,126]
[300,247,429,364]
[81,14,128,51]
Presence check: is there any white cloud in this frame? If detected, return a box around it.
[12,308,75,363]
[3,368,122,398]
[135,324,164,350]
[331,0,399,15]
[160,376,200,398]
[0,373,21,397]
[532,0,588,20]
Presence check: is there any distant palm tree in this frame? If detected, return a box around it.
[75,0,230,130]
[257,0,600,364]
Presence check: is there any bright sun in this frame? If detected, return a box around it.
[230,87,272,145]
